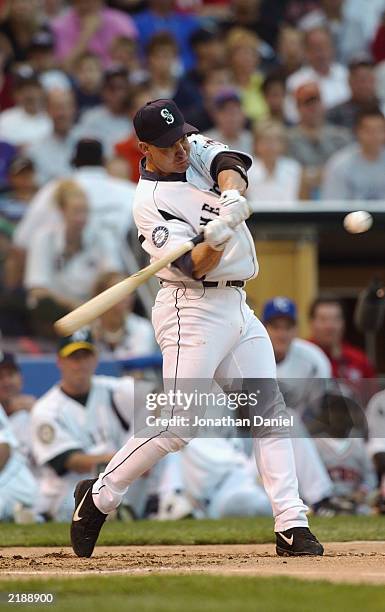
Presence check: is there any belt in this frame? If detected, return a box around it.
[159,279,245,288]
[202,280,245,288]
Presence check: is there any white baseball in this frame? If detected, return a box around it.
[343,210,373,234]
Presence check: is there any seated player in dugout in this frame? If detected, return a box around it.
[31,329,156,521]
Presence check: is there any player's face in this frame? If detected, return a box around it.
[266,317,296,363]
[140,136,191,175]
[310,304,344,349]
[0,367,23,403]
[58,350,97,392]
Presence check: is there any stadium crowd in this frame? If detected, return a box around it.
[1,0,385,523]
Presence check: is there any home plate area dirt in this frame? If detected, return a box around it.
[1,542,385,584]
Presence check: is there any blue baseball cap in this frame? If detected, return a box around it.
[262,297,297,324]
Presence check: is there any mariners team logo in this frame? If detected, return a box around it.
[160,108,174,125]
[152,226,169,248]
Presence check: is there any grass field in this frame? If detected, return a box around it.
[0,575,385,612]
[1,517,385,612]
[0,515,384,547]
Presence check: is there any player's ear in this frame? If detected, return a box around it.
[138,141,149,155]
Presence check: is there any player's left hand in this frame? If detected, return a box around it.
[218,189,252,227]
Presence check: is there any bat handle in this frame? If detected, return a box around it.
[191,232,205,246]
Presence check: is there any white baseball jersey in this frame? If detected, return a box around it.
[0,405,38,519]
[366,389,385,457]
[315,437,376,497]
[133,134,258,282]
[31,375,135,519]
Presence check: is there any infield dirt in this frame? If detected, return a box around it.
[0,542,385,584]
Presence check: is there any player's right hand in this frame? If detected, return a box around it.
[204,218,234,251]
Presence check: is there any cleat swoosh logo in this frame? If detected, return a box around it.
[73,488,90,522]
[279,533,294,546]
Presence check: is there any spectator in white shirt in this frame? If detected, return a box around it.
[0,70,52,148]
[25,180,123,337]
[13,138,136,251]
[27,88,79,185]
[247,120,302,207]
[322,107,385,201]
[205,89,253,155]
[285,27,350,123]
[92,271,157,361]
[76,66,132,157]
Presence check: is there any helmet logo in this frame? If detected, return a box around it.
[160,108,175,125]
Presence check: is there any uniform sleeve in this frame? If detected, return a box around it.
[31,406,83,466]
[188,134,252,185]
[24,227,56,290]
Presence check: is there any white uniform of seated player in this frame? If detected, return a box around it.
[31,330,154,521]
[0,404,38,521]
[262,297,334,508]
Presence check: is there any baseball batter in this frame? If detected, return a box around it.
[70,99,323,558]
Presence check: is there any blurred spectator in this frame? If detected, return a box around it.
[287,82,351,200]
[327,58,381,130]
[247,120,302,206]
[0,140,16,191]
[322,107,385,200]
[314,391,376,514]
[144,32,200,113]
[309,298,376,381]
[276,26,304,78]
[0,48,14,111]
[186,27,224,90]
[25,180,123,335]
[226,27,268,122]
[77,66,132,157]
[261,72,289,125]
[219,0,278,50]
[285,27,350,123]
[92,271,157,359]
[71,52,103,113]
[205,89,253,154]
[26,30,72,92]
[27,88,79,185]
[114,83,152,183]
[133,0,199,71]
[42,0,66,19]
[0,403,38,522]
[13,139,136,252]
[0,157,38,227]
[109,36,145,84]
[31,330,146,521]
[184,66,232,132]
[0,0,42,64]
[298,0,367,65]
[372,10,385,63]
[51,0,138,70]
[0,70,52,147]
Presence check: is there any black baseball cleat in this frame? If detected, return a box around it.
[275,527,324,557]
[70,479,107,558]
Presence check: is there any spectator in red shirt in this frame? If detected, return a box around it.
[308,298,376,381]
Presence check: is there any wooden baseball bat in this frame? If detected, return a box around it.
[54,234,204,337]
